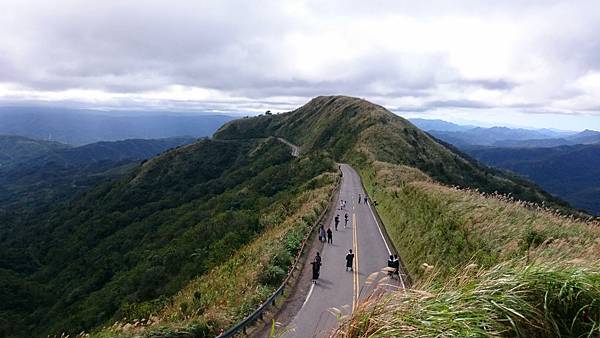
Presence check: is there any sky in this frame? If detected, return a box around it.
[1,0,600,130]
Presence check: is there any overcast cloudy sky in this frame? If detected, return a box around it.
[1,0,600,129]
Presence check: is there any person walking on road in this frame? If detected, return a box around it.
[319,226,326,243]
[327,228,333,244]
[364,196,368,205]
[358,193,361,204]
[346,249,355,271]
[344,213,349,228]
[311,253,321,284]
[334,214,340,231]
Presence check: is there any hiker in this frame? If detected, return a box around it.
[344,213,349,228]
[345,249,355,271]
[319,226,326,243]
[393,254,400,276]
[334,214,340,230]
[387,255,395,277]
[327,228,333,244]
[315,252,322,266]
[387,255,395,269]
[358,193,361,204]
[311,258,321,283]
[364,196,368,204]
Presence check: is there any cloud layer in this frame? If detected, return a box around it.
[1,0,600,125]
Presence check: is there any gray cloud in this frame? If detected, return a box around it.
[0,0,599,124]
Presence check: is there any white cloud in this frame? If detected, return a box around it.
[0,0,599,128]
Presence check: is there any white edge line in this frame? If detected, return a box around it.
[367,200,406,289]
[301,282,316,308]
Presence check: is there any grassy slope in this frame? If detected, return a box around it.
[216,96,599,336]
[337,161,600,337]
[215,96,568,210]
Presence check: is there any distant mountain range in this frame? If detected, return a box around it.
[409,118,600,214]
[0,135,196,211]
[0,135,71,167]
[0,107,235,145]
[465,144,600,215]
[409,118,600,148]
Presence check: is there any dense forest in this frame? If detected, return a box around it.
[0,137,334,337]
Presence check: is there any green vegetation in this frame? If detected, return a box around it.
[0,137,335,337]
[3,95,597,337]
[96,173,336,337]
[336,160,600,337]
[335,263,600,337]
[215,95,568,209]
[216,96,599,337]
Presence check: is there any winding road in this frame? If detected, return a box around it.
[274,164,403,337]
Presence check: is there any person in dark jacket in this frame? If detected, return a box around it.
[393,254,400,276]
[345,249,355,271]
[327,228,333,244]
[311,252,322,284]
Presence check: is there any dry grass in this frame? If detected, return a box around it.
[94,173,337,337]
[334,161,600,337]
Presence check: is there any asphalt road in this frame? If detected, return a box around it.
[280,164,401,337]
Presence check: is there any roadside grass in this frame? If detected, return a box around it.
[94,173,336,337]
[335,263,600,337]
[362,161,600,281]
[334,160,600,337]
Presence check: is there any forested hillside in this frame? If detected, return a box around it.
[0,137,335,337]
[3,95,597,337]
[0,135,70,167]
[465,144,600,214]
[0,137,195,214]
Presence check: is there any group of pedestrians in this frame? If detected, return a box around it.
[309,191,400,286]
[318,224,333,244]
[311,249,355,284]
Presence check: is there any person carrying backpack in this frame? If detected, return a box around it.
[345,249,355,272]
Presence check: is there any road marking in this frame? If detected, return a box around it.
[352,213,360,310]
[302,283,315,308]
[365,192,406,289]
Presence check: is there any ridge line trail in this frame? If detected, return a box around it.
[272,164,403,338]
[276,137,300,157]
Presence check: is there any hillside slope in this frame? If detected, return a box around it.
[0,137,335,337]
[465,144,600,214]
[216,96,598,337]
[0,135,70,167]
[0,137,196,213]
[215,95,567,209]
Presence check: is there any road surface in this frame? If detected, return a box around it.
[278,164,401,337]
[277,137,300,157]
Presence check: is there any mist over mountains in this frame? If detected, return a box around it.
[0,107,235,145]
[412,118,600,214]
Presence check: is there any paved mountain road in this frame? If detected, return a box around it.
[275,164,403,337]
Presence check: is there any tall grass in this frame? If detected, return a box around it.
[335,263,600,337]
[335,160,600,337]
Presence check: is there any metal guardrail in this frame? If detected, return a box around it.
[217,172,342,338]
